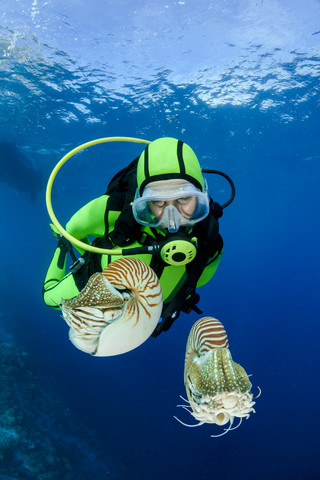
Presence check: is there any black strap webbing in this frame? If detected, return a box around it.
[177,140,185,174]
[151,249,212,337]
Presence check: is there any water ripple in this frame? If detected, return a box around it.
[0,0,319,145]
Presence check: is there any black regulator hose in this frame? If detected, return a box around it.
[202,169,236,209]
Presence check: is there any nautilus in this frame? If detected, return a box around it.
[61,258,163,356]
[176,316,257,435]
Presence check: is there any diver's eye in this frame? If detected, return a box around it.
[176,196,192,204]
[150,200,166,208]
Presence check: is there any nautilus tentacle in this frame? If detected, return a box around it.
[61,258,163,356]
[178,316,256,431]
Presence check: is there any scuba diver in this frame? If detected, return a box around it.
[43,137,234,337]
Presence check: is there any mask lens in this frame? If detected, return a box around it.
[132,181,210,230]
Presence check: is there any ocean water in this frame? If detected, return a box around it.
[1,1,320,479]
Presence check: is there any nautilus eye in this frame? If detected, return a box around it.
[175,316,257,434]
[61,258,163,356]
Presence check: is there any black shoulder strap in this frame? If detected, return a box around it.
[103,157,139,247]
[151,207,224,338]
[105,156,139,195]
[193,199,222,256]
[151,251,209,337]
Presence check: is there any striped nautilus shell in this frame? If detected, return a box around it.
[61,258,162,356]
[176,316,256,435]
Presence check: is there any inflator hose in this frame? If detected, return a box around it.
[46,137,151,255]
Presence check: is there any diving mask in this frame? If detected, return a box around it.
[131,180,210,233]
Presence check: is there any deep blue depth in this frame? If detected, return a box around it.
[1,2,320,479]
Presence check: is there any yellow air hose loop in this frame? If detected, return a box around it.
[46,137,151,255]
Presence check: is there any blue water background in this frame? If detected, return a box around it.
[1,1,320,478]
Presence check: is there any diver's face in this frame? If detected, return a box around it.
[146,179,197,221]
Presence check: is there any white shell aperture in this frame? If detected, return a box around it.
[61,258,163,356]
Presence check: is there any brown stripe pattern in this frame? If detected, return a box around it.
[185,316,229,374]
[188,316,229,354]
[61,257,162,356]
[61,272,124,336]
[103,257,162,327]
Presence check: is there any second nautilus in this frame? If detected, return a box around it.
[176,316,258,435]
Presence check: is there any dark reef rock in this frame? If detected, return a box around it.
[0,323,113,480]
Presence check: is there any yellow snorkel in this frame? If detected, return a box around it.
[46,136,151,255]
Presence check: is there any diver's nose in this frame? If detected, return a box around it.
[167,205,179,233]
